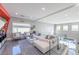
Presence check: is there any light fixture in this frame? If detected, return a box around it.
[41,7,46,11]
[16,13,18,15]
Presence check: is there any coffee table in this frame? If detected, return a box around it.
[49,44,68,55]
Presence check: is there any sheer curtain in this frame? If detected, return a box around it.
[12,23,31,34]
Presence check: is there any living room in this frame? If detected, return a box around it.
[0,3,79,55]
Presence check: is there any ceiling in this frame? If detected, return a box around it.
[38,3,79,24]
[3,3,79,24]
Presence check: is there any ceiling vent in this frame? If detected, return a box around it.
[20,20,24,22]
[20,15,25,17]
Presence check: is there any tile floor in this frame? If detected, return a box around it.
[0,38,75,55]
[59,39,76,55]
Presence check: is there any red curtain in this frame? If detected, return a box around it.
[0,4,10,32]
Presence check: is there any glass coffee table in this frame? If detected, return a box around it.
[49,44,68,55]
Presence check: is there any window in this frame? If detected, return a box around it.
[18,27,30,33]
[13,23,31,27]
[12,23,31,33]
[63,25,68,31]
[56,25,61,31]
[13,27,18,33]
[71,24,78,31]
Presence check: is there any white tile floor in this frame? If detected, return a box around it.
[59,39,76,55]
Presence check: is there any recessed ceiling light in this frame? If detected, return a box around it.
[16,13,18,15]
[41,8,46,11]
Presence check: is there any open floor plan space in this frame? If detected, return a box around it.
[0,3,79,55]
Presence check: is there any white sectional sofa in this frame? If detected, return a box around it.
[33,35,57,53]
[33,39,57,53]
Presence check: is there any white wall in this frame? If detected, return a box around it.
[32,21,54,35]
[7,17,54,37]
